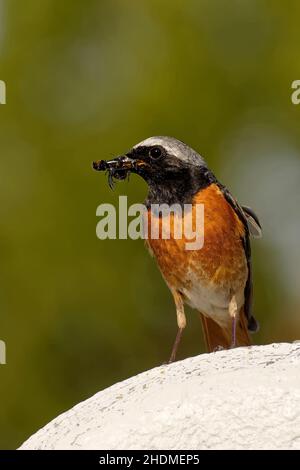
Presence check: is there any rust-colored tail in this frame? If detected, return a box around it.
[199,309,251,352]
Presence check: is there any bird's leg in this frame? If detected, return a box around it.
[168,291,186,363]
[229,295,238,348]
[168,328,184,364]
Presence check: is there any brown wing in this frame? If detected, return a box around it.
[241,205,262,239]
[217,183,261,332]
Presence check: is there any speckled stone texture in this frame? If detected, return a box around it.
[20,342,300,450]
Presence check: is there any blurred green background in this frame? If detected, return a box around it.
[1,0,300,449]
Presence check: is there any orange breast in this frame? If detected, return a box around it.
[145,184,247,295]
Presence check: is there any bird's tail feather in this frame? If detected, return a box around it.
[199,309,251,352]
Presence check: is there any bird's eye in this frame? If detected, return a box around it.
[149,146,163,159]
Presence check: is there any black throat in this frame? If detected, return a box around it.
[145,166,216,207]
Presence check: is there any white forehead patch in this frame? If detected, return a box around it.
[133,136,182,155]
[132,135,207,167]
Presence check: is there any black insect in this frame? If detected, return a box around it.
[93,159,130,189]
[107,168,129,189]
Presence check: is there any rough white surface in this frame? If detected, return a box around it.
[20,343,300,450]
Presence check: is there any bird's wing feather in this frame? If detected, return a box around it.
[216,183,260,332]
[241,205,262,239]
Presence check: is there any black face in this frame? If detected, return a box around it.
[93,144,215,205]
[125,144,170,183]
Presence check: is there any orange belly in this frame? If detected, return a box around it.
[145,184,248,327]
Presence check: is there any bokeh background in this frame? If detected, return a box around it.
[1,0,300,449]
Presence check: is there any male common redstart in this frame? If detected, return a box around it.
[93,136,262,362]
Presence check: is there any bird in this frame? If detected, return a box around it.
[93,136,262,362]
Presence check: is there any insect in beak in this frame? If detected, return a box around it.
[93,155,143,189]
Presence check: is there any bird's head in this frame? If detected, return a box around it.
[93,136,212,204]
